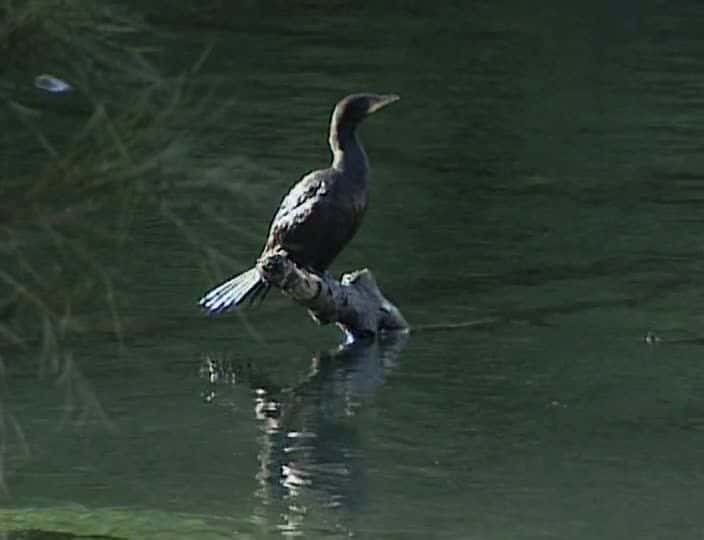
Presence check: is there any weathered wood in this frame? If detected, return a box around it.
[256,249,408,340]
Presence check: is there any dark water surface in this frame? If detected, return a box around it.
[5,1,704,538]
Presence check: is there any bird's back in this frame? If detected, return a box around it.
[263,168,368,272]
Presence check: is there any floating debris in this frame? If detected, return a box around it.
[34,73,74,94]
[644,331,662,345]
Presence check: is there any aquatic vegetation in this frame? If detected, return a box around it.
[5,83,193,348]
[1,0,152,72]
[0,2,268,351]
[0,505,245,539]
[0,0,280,496]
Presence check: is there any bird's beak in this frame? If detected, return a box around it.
[368,94,400,114]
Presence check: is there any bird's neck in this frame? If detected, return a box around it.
[330,124,369,177]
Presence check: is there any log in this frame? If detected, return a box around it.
[256,249,408,341]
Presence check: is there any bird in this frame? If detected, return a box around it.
[199,93,399,315]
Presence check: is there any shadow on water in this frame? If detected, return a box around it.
[202,332,408,536]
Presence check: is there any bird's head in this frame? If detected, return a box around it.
[331,93,400,131]
[329,93,399,155]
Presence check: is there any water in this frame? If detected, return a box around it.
[4,1,704,538]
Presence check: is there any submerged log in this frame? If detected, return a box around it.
[256,249,408,340]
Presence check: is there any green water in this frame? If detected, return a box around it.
[4,1,704,538]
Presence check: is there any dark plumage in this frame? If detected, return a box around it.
[199,93,399,315]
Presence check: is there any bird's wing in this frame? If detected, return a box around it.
[271,170,328,225]
[264,170,330,252]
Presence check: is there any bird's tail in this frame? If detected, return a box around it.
[199,267,269,315]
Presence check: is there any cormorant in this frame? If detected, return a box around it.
[199,93,400,314]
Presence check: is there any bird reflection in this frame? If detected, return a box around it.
[251,332,408,534]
